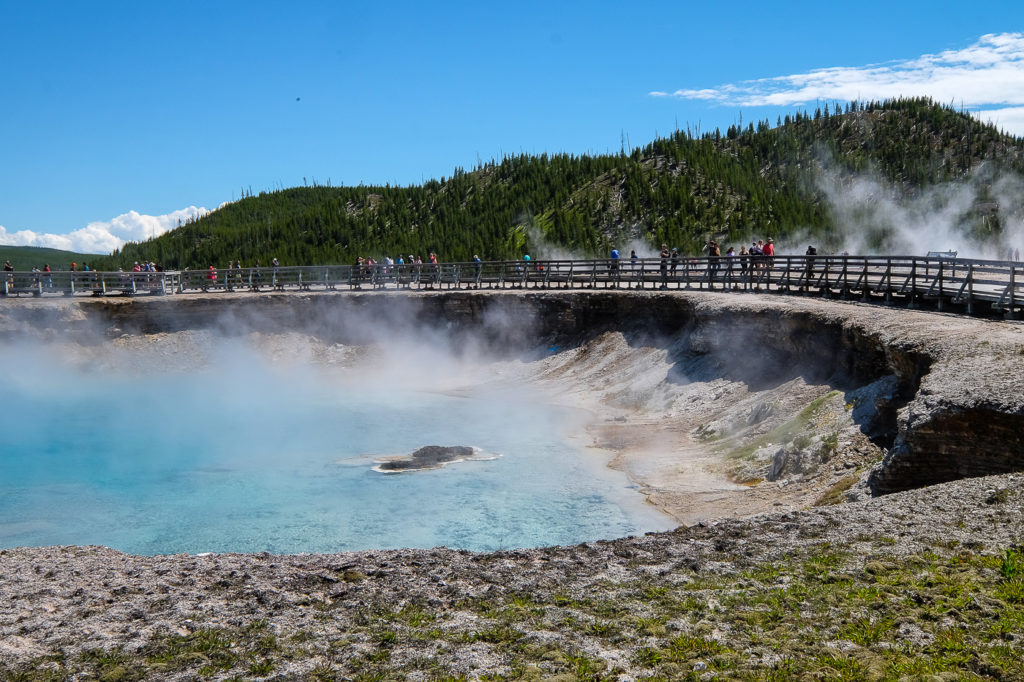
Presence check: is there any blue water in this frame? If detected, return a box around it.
[0,351,672,554]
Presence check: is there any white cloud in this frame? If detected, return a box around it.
[0,206,210,255]
[652,32,1024,136]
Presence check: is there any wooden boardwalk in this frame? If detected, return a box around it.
[3,255,1023,318]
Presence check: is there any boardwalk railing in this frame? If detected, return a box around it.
[0,270,174,297]
[3,255,1023,317]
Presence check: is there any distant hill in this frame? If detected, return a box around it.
[90,97,1024,270]
[0,245,99,270]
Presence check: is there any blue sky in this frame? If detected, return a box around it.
[1,0,1022,254]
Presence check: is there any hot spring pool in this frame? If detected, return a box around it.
[0,348,673,555]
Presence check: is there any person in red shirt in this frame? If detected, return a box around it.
[762,238,775,269]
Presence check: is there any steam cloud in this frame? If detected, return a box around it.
[794,164,1024,259]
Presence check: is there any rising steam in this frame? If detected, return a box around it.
[802,162,1024,259]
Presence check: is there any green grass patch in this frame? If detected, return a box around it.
[724,390,841,461]
[813,473,860,506]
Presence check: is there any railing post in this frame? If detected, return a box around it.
[936,260,944,311]
[861,258,870,302]
[1009,266,1018,320]
[884,259,892,305]
[966,264,974,315]
[913,258,921,307]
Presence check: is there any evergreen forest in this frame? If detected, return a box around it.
[82,98,1024,270]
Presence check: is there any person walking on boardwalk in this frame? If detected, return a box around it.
[659,244,670,288]
[763,238,776,269]
[804,245,817,288]
[707,241,721,279]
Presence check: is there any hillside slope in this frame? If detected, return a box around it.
[92,98,1024,270]
[0,245,97,270]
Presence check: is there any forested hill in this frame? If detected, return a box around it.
[92,98,1024,270]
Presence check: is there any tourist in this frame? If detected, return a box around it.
[749,241,761,271]
[805,245,817,281]
[670,247,680,275]
[659,243,670,287]
[610,247,620,273]
[763,238,775,268]
[707,241,721,279]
